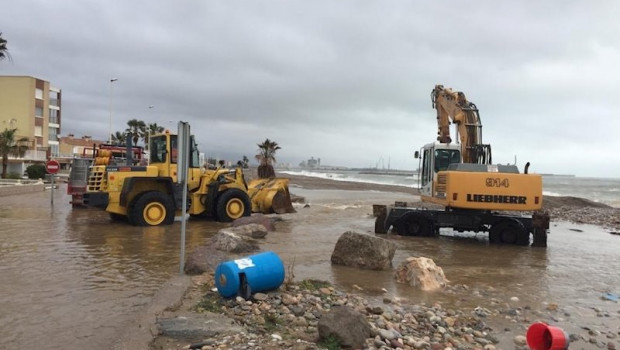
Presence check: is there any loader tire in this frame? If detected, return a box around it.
[490,220,529,246]
[130,191,175,226]
[216,189,251,222]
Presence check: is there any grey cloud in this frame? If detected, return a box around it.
[2,0,619,176]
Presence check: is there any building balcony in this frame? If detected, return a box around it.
[8,150,47,162]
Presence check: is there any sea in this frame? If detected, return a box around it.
[279,169,620,208]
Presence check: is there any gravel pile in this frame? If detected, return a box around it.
[183,279,501,350]
[546,206,620,232]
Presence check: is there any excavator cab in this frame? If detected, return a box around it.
[417,142,461,199]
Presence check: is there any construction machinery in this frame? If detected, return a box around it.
[375,85,549,246]
[68,143,144,207]
[82,130,295,226]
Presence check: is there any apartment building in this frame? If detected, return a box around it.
[0,76,61,175]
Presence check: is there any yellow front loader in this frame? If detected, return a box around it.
[82,130,294,226]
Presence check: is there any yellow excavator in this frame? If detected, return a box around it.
[375,85,549,246]
[83,130,295,226]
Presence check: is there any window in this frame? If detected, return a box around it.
[49,91,59,106]
[50,144,59,157]
[35,107,43,117]
[190,137,199,168]
[170,136,178,163]
[434,149,460,172]
[421,149,431,186]
[150,135,167,163]
[48,127,58,141]
[49,109,58,124]
[35,88,43,99]
[34,126,42,137]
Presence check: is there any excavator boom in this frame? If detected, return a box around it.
[431,85,491,164]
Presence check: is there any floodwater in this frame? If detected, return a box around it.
[1,185,619,349]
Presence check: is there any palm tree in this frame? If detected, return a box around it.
[255,139,281,178]
[242,155,249,168]
[144,123,165,150]
[0,32,11,62]
[0,128,29,178]
[110,131,127,146]
[125,119,146,146]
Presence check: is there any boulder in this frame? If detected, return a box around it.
[232,214,276,231]
[331,231,397,270]
[210,228,260,253]
[184,245,231,275]
[394,257,449,291]
[227,223,268,239]
[318,306,371,349]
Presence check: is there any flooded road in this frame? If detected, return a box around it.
[1,185,619,349]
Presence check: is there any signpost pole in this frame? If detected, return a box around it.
[51,174,54,206]
[177,122,191,274]
[45,159,60,206]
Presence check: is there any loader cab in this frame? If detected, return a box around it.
[418,143,461,198]
[149,132,201,181]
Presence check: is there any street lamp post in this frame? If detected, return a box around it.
[108,78,118,143]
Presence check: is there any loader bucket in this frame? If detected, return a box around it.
[247,178,296,214]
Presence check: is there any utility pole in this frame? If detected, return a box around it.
[108,78,118,143]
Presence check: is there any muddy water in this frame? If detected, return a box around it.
[1,185,619,349]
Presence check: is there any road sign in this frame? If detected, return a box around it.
[45,159,60,174]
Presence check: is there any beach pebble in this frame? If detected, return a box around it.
[514,335,527,346]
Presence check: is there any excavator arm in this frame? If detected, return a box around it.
[431,85,491,164]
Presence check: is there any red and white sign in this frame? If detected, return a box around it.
[45,159,60,174]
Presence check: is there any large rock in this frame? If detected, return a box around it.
[227,223,268,239]
[210,228,260,253]
[331,231,397,270]
[395,257,449,291]
[232,214,276,231]
[318,306,371,348]
[184,245,231,275]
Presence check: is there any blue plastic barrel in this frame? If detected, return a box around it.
[215,251,285,298]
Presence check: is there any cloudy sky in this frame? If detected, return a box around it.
[2,1,619,177]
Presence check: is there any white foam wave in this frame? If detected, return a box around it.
[279,170,419,189]
[543,191,563,197]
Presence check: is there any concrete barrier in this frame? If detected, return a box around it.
[0,183,46,197]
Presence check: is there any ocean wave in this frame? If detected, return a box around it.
[542,191,563,197]
[279,170,420,189]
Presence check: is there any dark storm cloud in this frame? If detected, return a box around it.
[2,0,619,176]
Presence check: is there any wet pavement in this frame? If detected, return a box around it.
[0,184,619,349]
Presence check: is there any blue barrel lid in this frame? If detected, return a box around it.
[214,261,241,298]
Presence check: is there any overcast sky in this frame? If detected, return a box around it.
[2,1,619,177]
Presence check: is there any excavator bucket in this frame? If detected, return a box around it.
[247,178,296,214]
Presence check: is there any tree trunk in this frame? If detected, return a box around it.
[1,155,7,179]
[257,165,275,179]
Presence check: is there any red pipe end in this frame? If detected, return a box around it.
[526,322,569,350]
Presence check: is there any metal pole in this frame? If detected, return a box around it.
[50,174,54,206]
[108,78,118,143]
[180,177,187,274]
[177,121,190,274]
